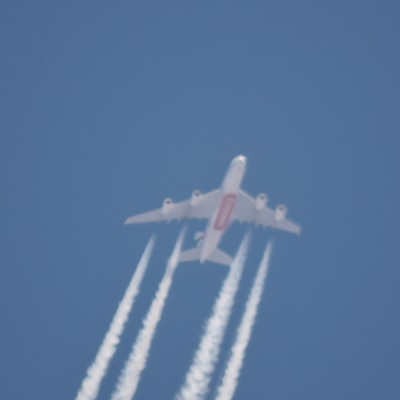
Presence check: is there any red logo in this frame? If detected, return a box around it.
[213,194,237,231]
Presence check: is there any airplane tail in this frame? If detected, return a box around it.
[179,247,233,266]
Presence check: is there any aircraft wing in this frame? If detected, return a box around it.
[233,190,301,235]
[125,189,221,224]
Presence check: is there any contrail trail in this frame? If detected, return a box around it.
[75,236,156,400]
[176,232,251,400]
[215,241,273,400]
[111,228,186,400]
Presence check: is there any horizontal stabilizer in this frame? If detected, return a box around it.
[179,247,233,266]
[179,247,201,263]
[209,248,233,266]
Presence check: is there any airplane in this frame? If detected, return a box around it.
[125,155,300,266]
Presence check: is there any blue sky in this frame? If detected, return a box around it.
[1,1,399,399]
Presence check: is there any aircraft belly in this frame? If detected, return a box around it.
[222,158,245,192]
[213,194,237,231]
[201,230,223,262]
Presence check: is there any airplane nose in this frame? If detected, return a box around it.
[233,155,247,164]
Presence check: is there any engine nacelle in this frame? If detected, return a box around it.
[190,190,202,207]
[275,204,288,221]
[162,198,174,215]
[255,193,268,210]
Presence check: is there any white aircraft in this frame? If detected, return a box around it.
[125,155,300,266]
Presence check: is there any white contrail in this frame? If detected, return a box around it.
[75,236,156,400]
[176,232,251,400]
[111,228,186,400]
[215,241,273,400]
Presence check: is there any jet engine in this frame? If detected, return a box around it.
[190,190,202,207]
[162,198,174,215]
[255,193,268,210]
[275,204,287,221]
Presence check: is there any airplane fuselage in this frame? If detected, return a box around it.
[125,153,300,266]
[200,155,247,263]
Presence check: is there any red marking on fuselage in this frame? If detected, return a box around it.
[213,194,237,231]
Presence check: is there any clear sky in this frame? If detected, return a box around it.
[1,1,399,399]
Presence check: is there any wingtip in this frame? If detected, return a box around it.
[124,217,135,225]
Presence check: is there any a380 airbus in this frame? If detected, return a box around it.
[125,155,300,266]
